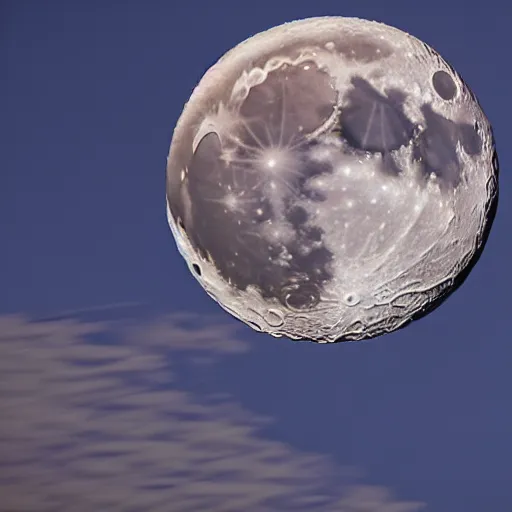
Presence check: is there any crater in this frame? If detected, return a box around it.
[281,279,320,310]
[432,70,457,100]
[239,60,337,146]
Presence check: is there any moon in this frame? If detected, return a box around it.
[166,17,499,343]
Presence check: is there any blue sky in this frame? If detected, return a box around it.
[1,1,511,511]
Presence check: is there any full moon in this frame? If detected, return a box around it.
[166,17,499,343]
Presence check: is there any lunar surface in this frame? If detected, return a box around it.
[166,17,499,343]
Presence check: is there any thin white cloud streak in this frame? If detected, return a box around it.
[0,312,425,512]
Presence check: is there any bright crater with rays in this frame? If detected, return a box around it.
[166,17,499,343]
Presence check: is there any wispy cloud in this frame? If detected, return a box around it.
[0,312,425,511]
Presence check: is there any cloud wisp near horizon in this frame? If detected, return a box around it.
[0,310,425,511]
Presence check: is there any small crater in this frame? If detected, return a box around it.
[286,204,309,226]
[192,263,202,277]
[432,70,457,101]
[264,308,284,327]
[344,293,360,306]
[281,280,320,311]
